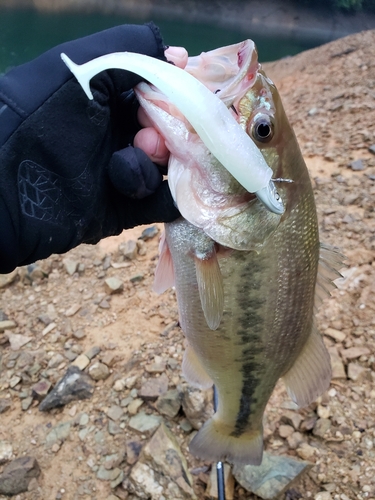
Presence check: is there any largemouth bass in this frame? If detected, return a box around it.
[136,40,343,465]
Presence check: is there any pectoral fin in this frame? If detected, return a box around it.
[194,248,224,330]
[282,323,331,408]
[153,232,175,294]
[182,343,213,389]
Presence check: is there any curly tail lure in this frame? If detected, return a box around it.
[61,51,284,215]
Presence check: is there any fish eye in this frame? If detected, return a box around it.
[251,115,274,143]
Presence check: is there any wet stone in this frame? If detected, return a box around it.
[233,452,313,500]
[39,366,94,411]
[0,456,41,495]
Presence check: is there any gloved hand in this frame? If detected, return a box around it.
[0,23,183,274]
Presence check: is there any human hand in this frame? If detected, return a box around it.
[0,24,186,273]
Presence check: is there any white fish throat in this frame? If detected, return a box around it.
[60,51,284,215]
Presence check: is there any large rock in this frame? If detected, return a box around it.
[39,366,94,411]
[233,452,312,500]
[0,456,41,495]
[127,423,196,499]
[181,385,213,430]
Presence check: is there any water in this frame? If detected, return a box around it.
[0,7,322,73]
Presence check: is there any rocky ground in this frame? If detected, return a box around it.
[0,29,375,500]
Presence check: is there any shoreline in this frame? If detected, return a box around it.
[1,0,375,43]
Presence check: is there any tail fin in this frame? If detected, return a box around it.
[189,416,263,465]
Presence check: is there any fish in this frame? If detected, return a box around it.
[136,40,344,466]
[61,40,342,464]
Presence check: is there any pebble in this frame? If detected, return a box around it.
[42,322,57,336]
[182,386,213,430]
[0,320,17,331]
[349,159,366,171]
[128,412,162,435]
[155,389,182,418]
[315,492,332,500]
[313,418,331,437]
[101,351,117,367]
[71,354,90,370]
[45,422,71,444]
[84,346,101,360]
[0,456,40,496]
[79,413,89,426]
[126,439,143,465]
[47,353,65,369]
[72,329,86,340]
[62,259,78,276]
[0,399,11,414]
[65,304,81,317]
[107,405,123,421]
[120,240,138,260]
[341,346,370,360]
[32,379,52,400]
[328,346,347,379]
[139,374,169,401]
[279,424,295,438]
[128,398,144,415]
[7,333,32,350]
[104,277,124,295]
[88,362,110,381]
[140,226,159,240]
[0,442,13,464]
[21,397,33,411]
[369,144,375,154]
[96,465,122,482]
[296,443,317,460]
[347,362,368,381]
[108,420,123,436]
[324,327,346,343]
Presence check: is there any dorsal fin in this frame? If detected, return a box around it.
[314,243,346,312]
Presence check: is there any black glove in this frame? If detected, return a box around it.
[0,23,180,274]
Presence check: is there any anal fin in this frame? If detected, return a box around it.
[182,343,213,389]
[194,248,224,330]
[282,323,331,408]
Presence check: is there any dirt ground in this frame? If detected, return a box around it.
[1,29,375,500]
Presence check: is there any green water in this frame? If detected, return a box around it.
[0,7,322,73]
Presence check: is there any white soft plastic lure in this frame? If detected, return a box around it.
[60,51,284,215]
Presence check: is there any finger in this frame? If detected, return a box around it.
[108,146,162,199]
[165,46,188,69]
[133,127,169,166]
